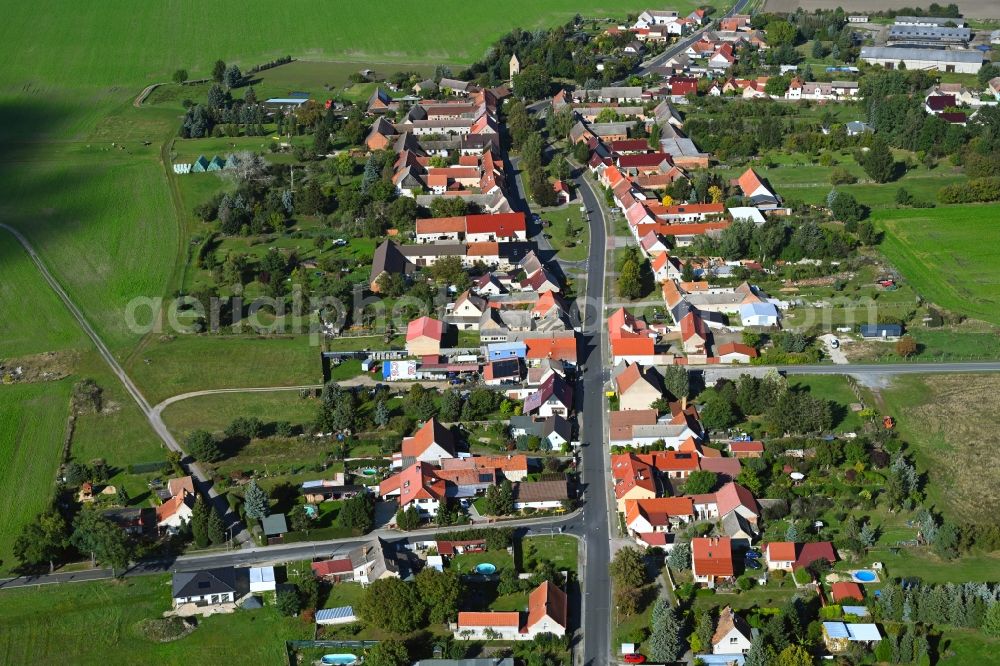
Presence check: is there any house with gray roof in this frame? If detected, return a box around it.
[171,567,249,608]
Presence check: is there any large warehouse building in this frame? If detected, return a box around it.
[860,46,983,74]
[887,25,971,47]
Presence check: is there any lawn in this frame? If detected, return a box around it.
[126,335,321,404]
[160,390,320,434]
[877,373,1000,524]
[0,234,88,357]
[0,380,72,573]
[786,375,864,433]
[450,549,516,575]
[0,575,309,665]
[521,535,579,574]
[540,206,590,262]
[875,203,1000,325]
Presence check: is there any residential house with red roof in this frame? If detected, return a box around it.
[400,418,457,466]
[727,439,764,458]
[716,342,758,364]
[735,168,782,209]
[406,316,444,357]
[379,462,446,517]
[611,454,659,511]
[524,336,578,366]
[680,310,708,354]
[465,213,527,242]
[455,581,568,640]
[624,497,696,545]
[765,541,838,572]
[614,362,664,411]
[439,454,530,482]
[831,582,865,603]
[692,536,735,586]
[608,307,658,361]
[156,490,195,533]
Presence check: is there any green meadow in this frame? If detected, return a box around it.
[0,381,72,573]
[874,203,1000,326]
[0,575,308,665]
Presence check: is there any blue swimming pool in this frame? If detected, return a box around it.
[852,570,878,583]
[321,655,357,666]
[475,562,497,575]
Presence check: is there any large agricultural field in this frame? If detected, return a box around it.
[0,381,73,572]
[874,203,1000,327]
[877,373,1000,524]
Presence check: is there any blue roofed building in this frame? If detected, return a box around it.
[738,302,779,327]
[823,621,882,652]
[315,606,358,625]
[487,341,526,361]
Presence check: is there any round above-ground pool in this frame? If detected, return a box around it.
[321,655,358,666]
[475,562,497,575]
[852,570,879,583]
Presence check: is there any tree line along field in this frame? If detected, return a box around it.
[874,203,1000,326]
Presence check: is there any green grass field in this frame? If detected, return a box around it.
[0,380,72,573]
[875,204,1000,325]
[715,150,966,210]
[877,373,1000,524]
[0,1,673,89]
[126,335,320,404]
[0,235,88,358]
[787,375,864,433]
[161,390,319,434]
[0,574,308,665]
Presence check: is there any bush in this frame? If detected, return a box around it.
[829,167,857,185]
[939,177,1000,204]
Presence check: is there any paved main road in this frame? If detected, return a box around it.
[631,0,753,79]
[573,168,615,666]
[0,224,249,544]
[0,512,586,590]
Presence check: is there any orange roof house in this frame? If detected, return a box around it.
[692,536,734,584]
[611,454,658,510]
[401,418,457,463]
[608,307,655,359]
[680,310,707,354]
[525,336,578,364]
[614,362,664,411]
[379,461,446,513]
[624,497,696,537]
[406,316,444,357]
[527,581,568,636]
[831,582,864,603]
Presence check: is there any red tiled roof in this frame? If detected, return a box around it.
[795,541,837,570]
[729,439,764,453]
[311,558,353,576]
[407,316,444,342]
[524,337,578,363]
[527,581,568,631]
[715,481,759,518]
[465,212,526,237]
[692,536,734,577]
[716,342,758,358]
[831,581,864,603]
[401,418,455,459]
[458,611,521,627]
[765,541,797,562]
[416,216,466,234]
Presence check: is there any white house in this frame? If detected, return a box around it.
[512,480,569,510]
[171,567,247,609]
[455,581,567,641]
[713,606,754,654]
[739,302,779,327]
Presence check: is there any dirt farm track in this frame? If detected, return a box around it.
[763,0,999,19]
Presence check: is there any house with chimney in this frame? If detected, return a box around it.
[455,581,567,640]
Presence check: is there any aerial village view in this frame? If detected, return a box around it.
[2,0,1000,665]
